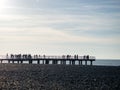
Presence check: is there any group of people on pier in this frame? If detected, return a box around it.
[0,54,95,65]
[6,54,91,60]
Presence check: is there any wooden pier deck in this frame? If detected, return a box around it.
[0,55,95,65]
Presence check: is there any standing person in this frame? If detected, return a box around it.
[43,55,46,59]
[6,53,9,59]
[74,55,76,59]
[87,55,89,60]
[76,55,78,59]
[62,55,65,59]
[67,55,69,59]
[83,55,86,60]
[39,55,41,59]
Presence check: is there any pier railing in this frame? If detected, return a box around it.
[0,55,96,65]
[0,55,95,60]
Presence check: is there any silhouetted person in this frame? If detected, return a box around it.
[83,55,86,60]
[28,54,32,59]
[62,55,65,59]
[15,54,17,59]
[11,54,14,59]
[6,53,9,59]
[69,55,71,59]
[74,55,76,59]
[34,55,36,59]
[67,55,69,59]
[43,55,45,59]
[36,55,38,59]
[86,55,89,60]
[39,55,41,58]
[19,54,21,59]
[76,55,78,59]
[23,54,27,59]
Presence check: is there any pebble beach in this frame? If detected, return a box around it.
[0,64,120,90]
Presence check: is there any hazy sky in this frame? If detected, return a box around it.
[0,0,120,59]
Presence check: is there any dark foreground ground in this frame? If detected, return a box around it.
[0,64,120,90]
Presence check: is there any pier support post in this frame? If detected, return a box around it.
[29,60,32,64]
[72,60,75,65]
[81,61,82,65]
[12,60,14,64]
[43,60,45,64]
[79,61,82,65]
[85,61,87,65]
[90,61,93,65]
[56,60,58,64]
[8,60,10,63]
[61,60,62,64]
[37,60,40,64]
[20,60,23,64]
[60,60,62,64]
[52,60,54,64]
[17,61,19,64]
[54,60,56,64]
[69,60,72,65]
[63,60,66,65]
[62,60,64,64]
[45,60,49,64]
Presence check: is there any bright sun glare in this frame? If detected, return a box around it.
[0,0,6,8]
[0,0,8,13]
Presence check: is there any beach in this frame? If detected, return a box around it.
[0,64,120,90]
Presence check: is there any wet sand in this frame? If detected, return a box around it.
[0,64,120,90]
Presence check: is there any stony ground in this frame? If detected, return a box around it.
[0,64,120,90]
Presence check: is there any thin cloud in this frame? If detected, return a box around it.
[0,0,120,58]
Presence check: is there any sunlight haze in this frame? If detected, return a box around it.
[0,0,120,59]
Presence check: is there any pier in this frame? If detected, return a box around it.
[0,54,96,65]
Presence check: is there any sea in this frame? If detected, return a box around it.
[2,59,120,66]
[93,59,120,66]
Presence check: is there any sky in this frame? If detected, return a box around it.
[0,0,120,59]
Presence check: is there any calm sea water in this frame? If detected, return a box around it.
[2,59,120,66]
[93,59,120,66]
